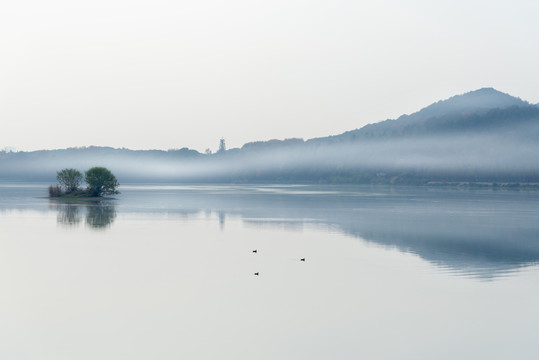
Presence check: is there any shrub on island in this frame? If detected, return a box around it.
[48,185,63,197]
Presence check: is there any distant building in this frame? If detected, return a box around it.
[218,138,226,152]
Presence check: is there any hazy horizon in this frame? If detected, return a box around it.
[1,87,537,153]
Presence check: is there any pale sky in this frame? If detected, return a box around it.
[1,0,539,152]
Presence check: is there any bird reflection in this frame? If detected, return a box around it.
[52,201,116,230]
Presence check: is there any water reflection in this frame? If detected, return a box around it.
[86,203,117,229]
[55,203,82,226]
[116,185,539,280]
[218,210,226,230]
[2,184,539,279]
[51,201,117,229]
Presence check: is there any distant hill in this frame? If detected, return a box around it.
[2,88,539,184]
[306,88,539,144]
[397,87,528,119]
[0,146,202,182]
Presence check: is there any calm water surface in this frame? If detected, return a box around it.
[1,184,539,359]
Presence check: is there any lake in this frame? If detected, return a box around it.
[1,184,538,359]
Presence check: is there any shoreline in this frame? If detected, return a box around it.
[45,196,117,201]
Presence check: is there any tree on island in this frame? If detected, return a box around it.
[49,167,119,198]
[57,168,83,193]
[85,167,120,197]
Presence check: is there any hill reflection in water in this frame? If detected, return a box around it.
[117,185,539,280]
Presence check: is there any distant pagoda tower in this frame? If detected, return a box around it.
[218,138,226,152]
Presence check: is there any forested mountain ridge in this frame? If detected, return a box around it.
[305,88,539,144]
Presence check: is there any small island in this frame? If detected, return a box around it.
[49,167,119,200]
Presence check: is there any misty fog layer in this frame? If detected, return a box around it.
[2,133,539,183]
[2,88,539,184]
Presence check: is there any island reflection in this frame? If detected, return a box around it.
[51,201,117,229]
